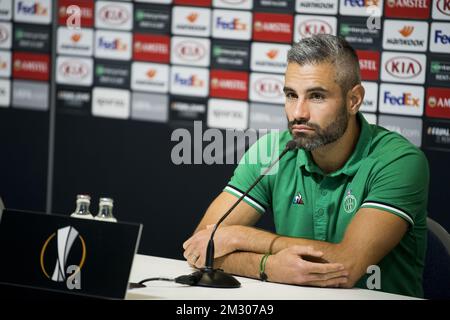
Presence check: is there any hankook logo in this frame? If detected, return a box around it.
[40,226,86,282]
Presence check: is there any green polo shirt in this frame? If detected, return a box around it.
[224,113,429,298]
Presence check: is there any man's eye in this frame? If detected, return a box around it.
[310,93,324,101]
[285,93,297,99]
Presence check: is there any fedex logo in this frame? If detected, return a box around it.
[216,17,247,31]
[430,22,450,52]
[384,91,420,107]
[340,0,383,16]
[17,1,47,15]
[435,29,450,43]
[174,74,204,87]
[15,0,51,24]
[379,83,424,116]
[171,66,209,97]
[95,31,132,60]
[212,10,252,40]
[98,37,127,51]
[344,0,378,7]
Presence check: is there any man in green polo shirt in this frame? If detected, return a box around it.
[183,35,429,298]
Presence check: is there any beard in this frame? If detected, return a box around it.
[288,105,349,151]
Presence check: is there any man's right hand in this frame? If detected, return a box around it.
[265,245,349,288]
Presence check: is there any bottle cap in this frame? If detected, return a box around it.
[76,194,91,202]
[99,198,114,206]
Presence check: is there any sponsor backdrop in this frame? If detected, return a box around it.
[1,0,450,258]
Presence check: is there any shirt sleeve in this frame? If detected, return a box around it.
[360,149,429,226]
[223,133,280,214]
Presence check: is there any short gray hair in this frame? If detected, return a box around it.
[287,34,361,94]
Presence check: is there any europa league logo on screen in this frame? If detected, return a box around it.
[40,226,86,289]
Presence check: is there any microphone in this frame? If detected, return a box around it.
[178,139,299,288]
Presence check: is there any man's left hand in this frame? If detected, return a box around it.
[183,225,238,268]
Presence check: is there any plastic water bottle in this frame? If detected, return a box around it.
[70,194,94,220]
[94,198,117,223]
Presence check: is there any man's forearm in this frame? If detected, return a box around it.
[214,251,262,280]
[234,226,354,279]
[235,225,335,257]
[234,226,367,287]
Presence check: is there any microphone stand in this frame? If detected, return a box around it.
[186,140,298,288]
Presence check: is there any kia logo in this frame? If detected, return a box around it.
[100,5,129,25]
[254,78,283,98]
[385,56,422,79]
[299,19,332,38]
[437,0,450,16]
[0,26,8,43]
[59,61,88,79]
[175,41,205,61]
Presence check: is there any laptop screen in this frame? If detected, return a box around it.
[0,209,142,299]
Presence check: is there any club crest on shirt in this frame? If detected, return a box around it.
[292,192,304,205]
[343,189,357,213]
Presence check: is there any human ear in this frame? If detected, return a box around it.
[347,84,365,115]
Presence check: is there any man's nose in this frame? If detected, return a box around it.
[292,99,310,121]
